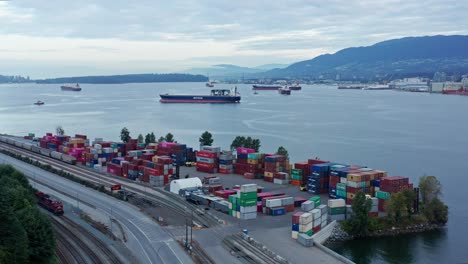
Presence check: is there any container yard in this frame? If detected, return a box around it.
[0,131,419,263]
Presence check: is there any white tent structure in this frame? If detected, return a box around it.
[170,178,202,194]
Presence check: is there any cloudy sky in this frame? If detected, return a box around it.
[1,0,467,78]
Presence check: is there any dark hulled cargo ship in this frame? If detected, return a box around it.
[60,83,82,91]
[252,85,282,90]
[160,88,241,103]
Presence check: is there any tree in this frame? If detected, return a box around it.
[0,199,29,264]
[419,176,442,205]
[276,146,289,159]
[230,136,246,149]
[251,138,261,152]
[423,198,448,224]
[55,125,65,135]
[158,136,165,143]
[149,132,156,143]
[137,134,144,143]
[144,133,151,144]
[342,191,372,236]
[387,192,407,225]
[165,133,175,142]
[401,189,416,218]
[199,131,214,146]
[120,127,131,143]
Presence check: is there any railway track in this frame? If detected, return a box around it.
[52,215,122,264]
[0,141,219,228]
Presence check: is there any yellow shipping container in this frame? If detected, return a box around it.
[264,171,274,177]
[347,173,363,182]
[152,155,159,163]
[347,192,356,199]
[247,159,258,165]
[374,170,387,178]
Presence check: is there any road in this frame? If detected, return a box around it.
[0,153,193,264]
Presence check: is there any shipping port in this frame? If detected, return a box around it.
[0,130,422,264]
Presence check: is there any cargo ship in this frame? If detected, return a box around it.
[252,85,282,90]
[442,87,468,96]
[289,83,302,90]
[60,83,82,91]
[160,88,241,103]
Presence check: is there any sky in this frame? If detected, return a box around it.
[1,0,468,78]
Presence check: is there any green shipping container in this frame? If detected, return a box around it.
[240,192,258,200]
[336,190,347,197]
[376,190,390,200]
[291,175,303,180]
[291,169,303,175]
[28,133,35,137]
[229,209,232,215]
[239,199,257,207]
[247,153,259,160]
[337,183,347,191]
[309,196,321,206]
[329,207,346,215]
[300,229,313,236]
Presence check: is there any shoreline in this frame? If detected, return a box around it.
[325,222,446,244]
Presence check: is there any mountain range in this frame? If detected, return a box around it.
[260,35,468,81]
[185,64,289,80]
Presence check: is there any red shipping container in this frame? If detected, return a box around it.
[274,172,288,180]
[285,204,295,212]
[244,173,254,179]
[196,151,217,159]
[197,162,216,169]
[257,203,263,212]
[368,212,378,218]
[208,185,223,193]
[264,176,273,182]
[346,198,354,205]
[313,225,321,234]
[291,180,301,186]
[308,159,328,165]
[292,212,304,224]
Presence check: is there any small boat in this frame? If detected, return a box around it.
[160,88,241,103]
[278,86,291,95]
[34,100,44,105]
[61,83,82,91]
[253,91,258,95]
[206,82,215,87]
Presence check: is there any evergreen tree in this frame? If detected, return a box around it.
[0,198,29,264]
[137,134,144,143]
[120,127,131,143]
[158,136,165,143]
[199,131,214,146]
[342,192,372,236]
[165,133,175,142]
[150,132,156,143]
[144,133,151,144]
[55,125,65,136]
[276,146,289,159]
[230,136,246,149]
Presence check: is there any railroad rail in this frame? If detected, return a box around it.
[52,216,122,264]
[0,141,219,228]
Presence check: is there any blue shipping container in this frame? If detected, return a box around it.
[271,207,285,216]
[292,224,299,231]
[237,154,248,159]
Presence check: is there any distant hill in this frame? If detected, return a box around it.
[186,63,288,80]
[260,35,468,80]
[35,73,208,84]
[0,75,32,84]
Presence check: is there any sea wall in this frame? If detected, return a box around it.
[312,221,356,264]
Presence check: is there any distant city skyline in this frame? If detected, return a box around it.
[1,0,468,78]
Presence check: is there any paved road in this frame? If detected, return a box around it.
[0,153,193,264]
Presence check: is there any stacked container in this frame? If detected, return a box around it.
[233,147,255,175]
[264,155,288,183]
[290,168,303,186]
[218,150,234,174]
[298,212,313,237]
[327,198,346,221]
[293,162,309,186]
[262,195,294,215]
[228,184,257,219]
[308,163,333,194]
[376,176,413,212]
[196,150,218,173]
[273,172,290,185]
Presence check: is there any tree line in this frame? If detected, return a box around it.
[0,164,56,263]
[121,128,289,157]
[35,73,208,84]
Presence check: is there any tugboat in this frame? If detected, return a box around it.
[289,83,302,90]
[160,87,241,103]
[34,100,45,105]
[60,83,82,91]
[278,86,291,95]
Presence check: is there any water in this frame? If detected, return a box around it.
[1,82,467,263]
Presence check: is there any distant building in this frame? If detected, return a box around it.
[462,77,468,88]
[433,72,447,82]
[430,81,463,93]
[390,77,429,91]
[430,82,445,93]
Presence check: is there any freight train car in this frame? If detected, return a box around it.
[35,191,64,215]
[0,136,77,165]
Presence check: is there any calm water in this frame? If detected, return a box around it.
[1,83,467,263]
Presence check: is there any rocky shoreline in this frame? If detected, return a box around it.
[325,222,445,243]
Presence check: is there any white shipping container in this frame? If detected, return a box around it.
[371,205,378,213]
[371,197,378,206]
[236,211,240,219]
[240,212,257,220]
[229,203,233,209]
[317,204,328,215]
[219,164,233,170]
[291,231,298,240]
[299,212,313,224]
[240,184,257,193]
[266,199,282,208]
[94,144,102,149]
[328,199,346,208]
[301,201,315,212]
[313,220,321,228]
[311,209,321,220]
[240,206,257,213]
[321,219,327,228]
[281,197,294,206]
[51,151,63,160]
[321,214,328,223]
[273,178,288,185]
[340,177,347,184]
[299,222,313,232]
